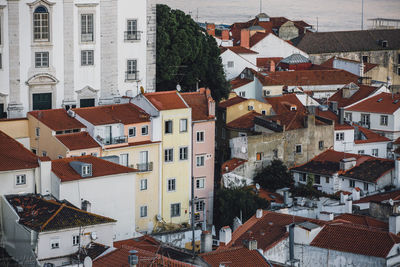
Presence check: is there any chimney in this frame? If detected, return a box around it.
[233,217,243,231]
[390,215,400,235]
[240,29,250,49]
[359,62,364,77]
[338,107,345,125]
[330,101,338,114]
[206,23,216,36]
[289,224,295,263]
[345,199,352,213]
[340,192,349,204]
[256,209,263,218]
[219,226,232,246]
[221,29,229,40]
[201,231,213,253]
[283,190,289,206]
[38,158,52,196]
[340,158,357,171]
[319,212,334,221]
[352,188,360,201]
[395,158,400,187]
[128,250,139,267]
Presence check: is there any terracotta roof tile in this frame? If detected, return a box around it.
[0,130,39,171]
[221,158,247,174]
[200,247,269,267]
[28,109,85,131]
[265,94,306,115]
[218,95,247,109]
[56,132,101,150]
[249,186,284,204]
[256,57,283,68]
[74,103,150,125]
[52,155,137,182]
[181,89,215,121]
[394,137,400,145]
[328,83,379,108]
[354,189,400,204]
[220,46,258,54]
[310,223,400,258]
[6,194,115,232]
[333,213,388,231]
[346,92,400,114]
[250,32,269,47]
[144,91,189,111]
[230,77,253,89]
[226,111,261,130]
[354,126,391,144]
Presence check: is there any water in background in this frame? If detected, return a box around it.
[157,0,400,31]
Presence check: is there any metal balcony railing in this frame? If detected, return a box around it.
[124,31,141,41]
[136,162,153,172]
[97,135,128,145]
[125,71,139,81]
[81,33,94,42]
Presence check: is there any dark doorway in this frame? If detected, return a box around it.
[33,93,52,110]
[80,98,95,108]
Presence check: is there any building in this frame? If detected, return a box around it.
[296,29,400,91]
[1,193,115,266]
[0,0,156,118]
[51,155,137,240]
[291,149,398,195]
[220,46,258,81]
[132,91,192,226]
[0,117,30,148]
[181,88,216,226]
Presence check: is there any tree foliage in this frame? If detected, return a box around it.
[253,159,292,191]
[214,187,269,230]
[156,4,230,102]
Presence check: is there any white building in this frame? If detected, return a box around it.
[220,47,258,81]
[0,0,156,118]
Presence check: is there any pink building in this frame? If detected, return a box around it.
[182,88,216,226]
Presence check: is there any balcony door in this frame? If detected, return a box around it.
[120,153,129,167]
[105,126,112,144]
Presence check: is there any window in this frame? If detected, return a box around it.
[197,131,204,142]
[239,91,245,97]
[325,177,330,184]
[358,150,365,155]
[42,151,47,157]
[336,132,344,141]
[180,119,188,132]
[380,115,388,126]
[349,180,355,188]
[72,235,80,246]
[196,178,205,189]
[81,152,86,156]
[164,148,173,162]
[120,154,129,167]
[295,144,302,154]
[179,147,188,160]
[82,165,91,175]
[227,61,234,68]
[256,152,262,161]
[33,6,49,41]
[318,141,324,150]
[372,148,378,157]
[261,110,266,115]
[81,50,94,65]
[129,127,136,137]
[125,19,140,40]
[32,149,37,155]
[35,127,40,137]
[361,114,370,127]
[171,203,180,217]
[140,206,147,217]
[167,178,176,191]
[397,67,400,76]
[16,174,26,185]
[126,59,138,80]
[299,173,306,182]
[141,125,148,136]
[58,155,63,159]
[195,200,205,211]
[165,120,173,134]
[51,239,60,249]
[362,55,369,63]
[0,53,2,69]
[364,182,369,191]
[345,112,352,121]
[196,155,205,167]
[140,179,147,190]
[81,14,94,42]
[273,149,278,158]
[314,175,321,184]
[91,152,97,157]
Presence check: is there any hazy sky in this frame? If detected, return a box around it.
[156,0,400,31]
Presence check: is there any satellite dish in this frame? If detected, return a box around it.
[90,232,97,240]
[255,183,260,190]
[176,84,181,91]
[84,256,93,267]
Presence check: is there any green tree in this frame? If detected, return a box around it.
[156,4,230,102]
[253,159,292,191]
[214,187,269,230]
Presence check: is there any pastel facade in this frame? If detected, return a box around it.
[0,118,30,148]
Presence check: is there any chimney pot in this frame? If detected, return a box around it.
[240,29,250,49]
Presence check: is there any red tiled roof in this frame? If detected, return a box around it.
[259,111,327,131]
[394,137,400,145]
[354,126,390,144]
[321,57,378,73]
[144,91,189,111]
[220,46,258,54]
[28,109,85,131]
[74,103,150,125]
[0,130,39,171]
[333,213,388,231]
[313,108,353,130]
[52,155,137,182]
[56,132,100,150]
[311,223,400,258]
[200,247,269,267]
[346,92,400,114]
[354,189,400,204]
[328,84,379,108]
[221,158,247,174]
[226,111,261,130]
[364,62,379,72]
[218,95,247,109]
[250,32,269,47]
[256,57,283,68]
[249,186,284,204]
[230,77,253,89]
[181,89,215,121]
[265,94,306,115]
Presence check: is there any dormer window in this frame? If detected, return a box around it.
[82,165,91,175]
[33,6,49,41]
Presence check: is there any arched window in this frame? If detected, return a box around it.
[33,6,49,41]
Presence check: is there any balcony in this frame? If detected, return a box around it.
[125,71,139,81]
[81,33,94,42]
[97,135,128,145]
[124,31,141,41]
[136,162,153,172]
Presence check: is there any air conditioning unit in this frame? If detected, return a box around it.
[67,109,76,118]
[248,105,254,111]
[263,90,270,96]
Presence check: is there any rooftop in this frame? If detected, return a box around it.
[220,46,258,54]
[0,130,39,172]
[221,158,247,174]
[354,125,391,144]
[218,95,247,109]
[143,91,189,111]
[230,77,253,89]
[256,57,283,69]
[52,155,137,182]
[328,83,380,108]
[280,53,311,65]
[334,213,388,231]
[74,103,150,125]
[56,132,101,150]
[200,247,270,267]
[265,94,306,115]
[345,92,400,114]
[181,88,215,121]
[28,109,85,131]
[6,194,115,232]
[226,111,262,131]
[354,189,400,204]
[321,57,378,73]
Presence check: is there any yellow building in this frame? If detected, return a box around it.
[0,118,30,149]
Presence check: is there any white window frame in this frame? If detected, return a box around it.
[35,52,49,68]
[140,179,147,190]
[372,148,378,157]
[140,205,147,217]
[164,148,174,162]
[82,165,91,175]
[336,132,344,141]
[171,203,180,217]
[141,125,148,136]
[380,115,388,126]
[167,178,176,192]
[196,155,205,167]
[196,177,205,189]
[295,144,302,154]
[227,61,234,68]
[129,127,136,137]
[345,112,352,121]
[16,174,26,185]
[349,179,355,188]
[195,200,205,212]
[180,119,188,133]
[81,13,94,42]
[81,50,94,66]
[72,235,80,246]
[42,151,47,157]
[239,91,245,97]
[196,131,205,142]
[358,150,365,155]
[165,120,173,134]
[33,6,49,42]
[319,140,324,150]
[50,239,60,249]
[179,147,188,160]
